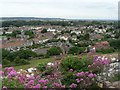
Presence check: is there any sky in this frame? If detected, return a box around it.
[0,0,119,20]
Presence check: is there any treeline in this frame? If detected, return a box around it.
[2,20,117,27]
[2,20,73,27]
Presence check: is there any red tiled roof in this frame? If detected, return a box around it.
[1,41,25,48]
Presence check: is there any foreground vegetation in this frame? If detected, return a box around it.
[2,52,112,89]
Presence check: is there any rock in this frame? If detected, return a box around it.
[112,81,120,88]
[109,86,116,88]
[105,81,112,86]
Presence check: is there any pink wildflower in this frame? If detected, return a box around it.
[70,83,77,88]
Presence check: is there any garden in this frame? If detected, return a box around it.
[1,51,119,89]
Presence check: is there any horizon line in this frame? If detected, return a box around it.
[0,16,118,21]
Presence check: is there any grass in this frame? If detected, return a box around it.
[13,57,55,71]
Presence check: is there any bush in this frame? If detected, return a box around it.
[41,28,47,33]
[61,72,77,87]
[15,49,37,59]
[47,47,62,56]
[2,59,10,66]
[61,55,91,72]
[68,47,86,55]
[96,47,115,54]
[44,54,50,58]
[14,57,29,65]
[109,39,120,50]
[37,63,47,71]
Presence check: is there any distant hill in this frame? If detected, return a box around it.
[1,17,66,21]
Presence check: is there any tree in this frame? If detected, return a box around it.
[15,49,37,59]
[24,30,35,38]
[41,28,47,33]
[68,47,86,55]
[12,30,21,37]
[14,56,29,65]
[47,47,62,56]
[109,39,120,50]
[84,33,90,40]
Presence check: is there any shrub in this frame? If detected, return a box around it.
[61,55,91,72]
[44,54,50,58]
[15,49,37,59]
[68,47,86,55]
[61,72,77,87]
[14,57,29,65]
[47,47,62,56]
[41,28,47,33]
[37,63,47,71]
[2,59,10,66]
[96,47,115,54]
[109,39,120,50]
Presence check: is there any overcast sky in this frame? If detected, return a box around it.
[0,0,119,20]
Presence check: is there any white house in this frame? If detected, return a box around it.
[47,28,56,32]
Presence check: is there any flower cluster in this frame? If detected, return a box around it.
[2,62,64,89]
[88,55,110,73]
[75,71,97,88]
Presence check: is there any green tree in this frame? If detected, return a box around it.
[109,39,120,50]
[24,30,35,38]
[68,47,86,55]
[12,30,21,37]
[47,47,62,56]
[15,49,37,59]
[41,28,47,33]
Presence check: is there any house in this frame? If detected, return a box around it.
[47,28,56,32]
[5,31,12,34]
[71,31,81,35]
[94,41,110,49]
[57,36,68,41]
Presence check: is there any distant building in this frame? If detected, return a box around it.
[94,41,110,49]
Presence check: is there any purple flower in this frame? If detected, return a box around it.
[88,73,94,78]
[43,86,48,88]
[36,75,40,79]
[76,79,80,83]
[53,83,61,87]
[33,84,41,88]
[38,79,48,84]
[80,78,83,81]
[88,65,91,68]
[28,80,34,85]
[27,76,35,80]
[70,83,77,88]
[93,74,97,77]
[76,71,85,77]
[2,86,7,89]
[9,70,17,77]
[54,73,58,77]
[69,69,73,72]
[85,72,89,75]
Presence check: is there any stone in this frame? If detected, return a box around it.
[109,86,115,88]
[112,81,120,88]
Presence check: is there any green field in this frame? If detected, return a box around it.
[13,57,55,70]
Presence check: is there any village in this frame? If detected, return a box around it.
[1,20,120,89]
[1,21,117,53]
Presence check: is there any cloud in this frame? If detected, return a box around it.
[0,0,119,19]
